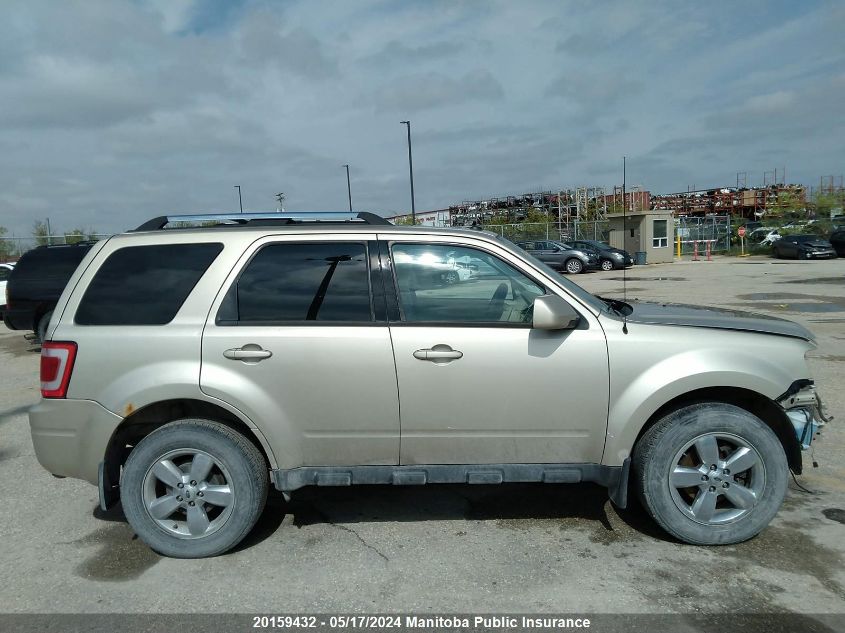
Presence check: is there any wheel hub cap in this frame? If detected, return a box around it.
[142,449,235,539]
[668,432,766,525]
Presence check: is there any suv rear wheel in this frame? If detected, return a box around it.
[121,419,268,558]
[36,310,53,343]
[633,402,787,545]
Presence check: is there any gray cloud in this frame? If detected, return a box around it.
[0,0,842,238]
[373,69,504,112]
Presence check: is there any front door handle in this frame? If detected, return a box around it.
[223,345,273,362]
[413,345,463,363]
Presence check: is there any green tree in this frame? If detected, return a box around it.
[813,192,845,219]
[0,226,12,261]
[33,220,50,246]
[770,190,806,220]
[64,228,86,244]
[393,215,418,225]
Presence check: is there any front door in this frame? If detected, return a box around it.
[200,235,400,469]
[385,238,609,466]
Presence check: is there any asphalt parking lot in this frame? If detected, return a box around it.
[0,255,844,617]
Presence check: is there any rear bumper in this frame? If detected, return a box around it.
[29,398,123,485]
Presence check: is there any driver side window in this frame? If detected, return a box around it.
[390,243,545,324]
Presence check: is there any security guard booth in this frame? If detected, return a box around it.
[606,209,674,264]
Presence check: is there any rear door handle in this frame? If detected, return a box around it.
[413,345,463,362]
[223,345,273,362]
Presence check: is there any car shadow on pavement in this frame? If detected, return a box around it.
[282,483,670,542]
[90,483,672,556]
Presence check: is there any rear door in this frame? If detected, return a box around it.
[200,234,400,470]
[529,241,564,269]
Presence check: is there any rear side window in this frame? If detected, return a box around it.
[75,243,223,325]
[217,242,371,324]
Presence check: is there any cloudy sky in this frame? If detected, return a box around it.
[1,0,843,236]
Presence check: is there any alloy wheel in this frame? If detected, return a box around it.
[668,432,765,525]
[142,448,235,539]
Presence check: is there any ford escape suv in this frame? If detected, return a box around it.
[30,212,829,558]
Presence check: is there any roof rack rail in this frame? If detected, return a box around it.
[133,211,392,231]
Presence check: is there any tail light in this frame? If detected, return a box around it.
[41,341,77,398]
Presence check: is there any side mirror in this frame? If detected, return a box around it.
[532,295,581,330]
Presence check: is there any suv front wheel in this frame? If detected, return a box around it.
[633,402,788,545]
[121,419,269,558]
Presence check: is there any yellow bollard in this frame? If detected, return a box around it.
[676,234,681,259]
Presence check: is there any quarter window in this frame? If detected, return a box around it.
[218,242,371,324]
[391,243,545,324]
[75,243,223,325]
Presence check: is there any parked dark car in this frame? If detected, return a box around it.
[3,242,95,340]
[771,235,837,260]
[516,240,598,274]
[829,230,845,257]
[569,239,634,271]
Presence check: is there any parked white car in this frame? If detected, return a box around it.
[0,262,15,315]
[749,228,782,246]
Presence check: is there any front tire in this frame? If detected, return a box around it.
[600,259,614,271]
[121,419,269,558]
[633,403,787,545]
[564,258,584,274]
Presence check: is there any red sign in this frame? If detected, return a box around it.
[738,226,746,237]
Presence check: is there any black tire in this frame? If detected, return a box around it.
[564,258,584,274]
[600,259,614,271]
[443,270,459,285]
[36,310,53,343]
[121,419,269,558]
[633,402,787,545]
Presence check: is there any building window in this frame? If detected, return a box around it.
[653,219,669,248]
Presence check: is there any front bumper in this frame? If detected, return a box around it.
[804,250,837,259]
[29,398,123,485]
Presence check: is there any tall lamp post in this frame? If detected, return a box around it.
[343,164,353,212]
[234,185,243,213]
[400,120,416,224]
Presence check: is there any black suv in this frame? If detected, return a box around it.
[3,242,95,340]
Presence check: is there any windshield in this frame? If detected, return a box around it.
[495,236,606,314]
[793,235,822,243]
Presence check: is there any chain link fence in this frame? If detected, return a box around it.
[674,216,732,255]
[0,235,112,261]
[478,221,610,243]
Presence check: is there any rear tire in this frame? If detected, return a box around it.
[633,403,787,545]
[121,419,269,558]
[564,258,584,274]
[36,310,53,343]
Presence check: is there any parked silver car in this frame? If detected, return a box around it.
[516,240,598,274]
[30,212,828,557]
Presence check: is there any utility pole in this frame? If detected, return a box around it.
[343,165,352,212]
[275,192,285,212]
[234,185,243,213]
[400,120,416,224]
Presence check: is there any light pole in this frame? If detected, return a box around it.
[400,120,416,224]
[234,185,243,213]
[343,164,352,212]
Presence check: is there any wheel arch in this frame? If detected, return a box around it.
[632,387,802,474]
[101,398,276,505]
